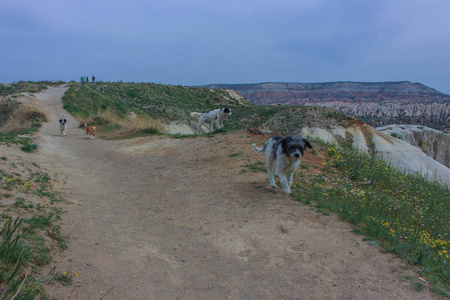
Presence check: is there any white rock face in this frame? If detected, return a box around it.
[300,125,450,186]
[377,125,450,168]
[164,123,195,135]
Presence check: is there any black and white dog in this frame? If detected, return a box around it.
[191,108,232,134]
[58,113,68,136]
[253,136,312,194]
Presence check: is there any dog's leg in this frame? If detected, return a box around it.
[275,156,292,194]
[209,121,214,132]
[288,170,295,187]
[266,157,277,187]
[289,161,301,187]
[215,118,222,129]
[196,117,204,135]
[277,172,291,194]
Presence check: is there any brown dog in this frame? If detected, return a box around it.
[85,124,96,139]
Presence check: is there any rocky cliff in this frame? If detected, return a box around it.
[204,82,450,132]
[300,123,450,186]
[376,125,450,168]
[313,101,450,132]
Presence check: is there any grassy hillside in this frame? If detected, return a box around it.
[295,142,449,296]
[61,82,348,135]
[1,82,448,296]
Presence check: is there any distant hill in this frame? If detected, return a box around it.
[203,82,450,132]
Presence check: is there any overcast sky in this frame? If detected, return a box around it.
[1,0,449,94]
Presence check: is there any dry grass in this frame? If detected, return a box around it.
[0,104,47,133]
[77,109,163,138]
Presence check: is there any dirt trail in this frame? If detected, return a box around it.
[29,86,436,299]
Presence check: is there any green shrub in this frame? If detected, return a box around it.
[21,143,38,152]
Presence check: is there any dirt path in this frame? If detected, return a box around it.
[29,86,436,299]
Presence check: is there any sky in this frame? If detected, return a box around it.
[1,0,449,94]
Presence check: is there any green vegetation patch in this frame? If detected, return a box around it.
[0,161,67,298]
[0,80,64,96]
[0,99,46,152]
[289,142,449,296]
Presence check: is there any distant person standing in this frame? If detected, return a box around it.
[86,76,89,83]
[92,75,96,83]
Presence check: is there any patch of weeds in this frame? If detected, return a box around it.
[316,209,329,216]
[366,240,381,247]
[1,212,11,219]
[241,161,266,173]
[54,271,73,286]
[24,211,59,229]
[228,151,243,158]
[167,133,197,139]
[352,227,363,235]
[301,164,310,170]
[412,281,424,292]
[0,217,42,299]
[48,224,67,250]
[141,127,159,135]
[30,245,52,266]
[264,188,276,194]
[21,143,38,152]
[14,197,33,209]
[431,285,450,297]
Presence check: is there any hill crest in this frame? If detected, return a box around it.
[203,81,450,132]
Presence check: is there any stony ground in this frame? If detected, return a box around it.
[10,86,438,299]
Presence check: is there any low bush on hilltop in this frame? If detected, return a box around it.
[0,81,65,96]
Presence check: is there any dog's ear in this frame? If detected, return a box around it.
[303,138,312,149]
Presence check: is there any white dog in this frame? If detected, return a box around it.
[190,108,232,134]
[253,136,312,194]
[58,114,68,136]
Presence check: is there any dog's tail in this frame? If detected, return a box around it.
[252,143,264,153]
[61,113,66,119]
[190,112,202,120]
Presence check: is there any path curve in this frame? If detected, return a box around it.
[30,86,436,299]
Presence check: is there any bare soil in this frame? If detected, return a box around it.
[19,86,438,299]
